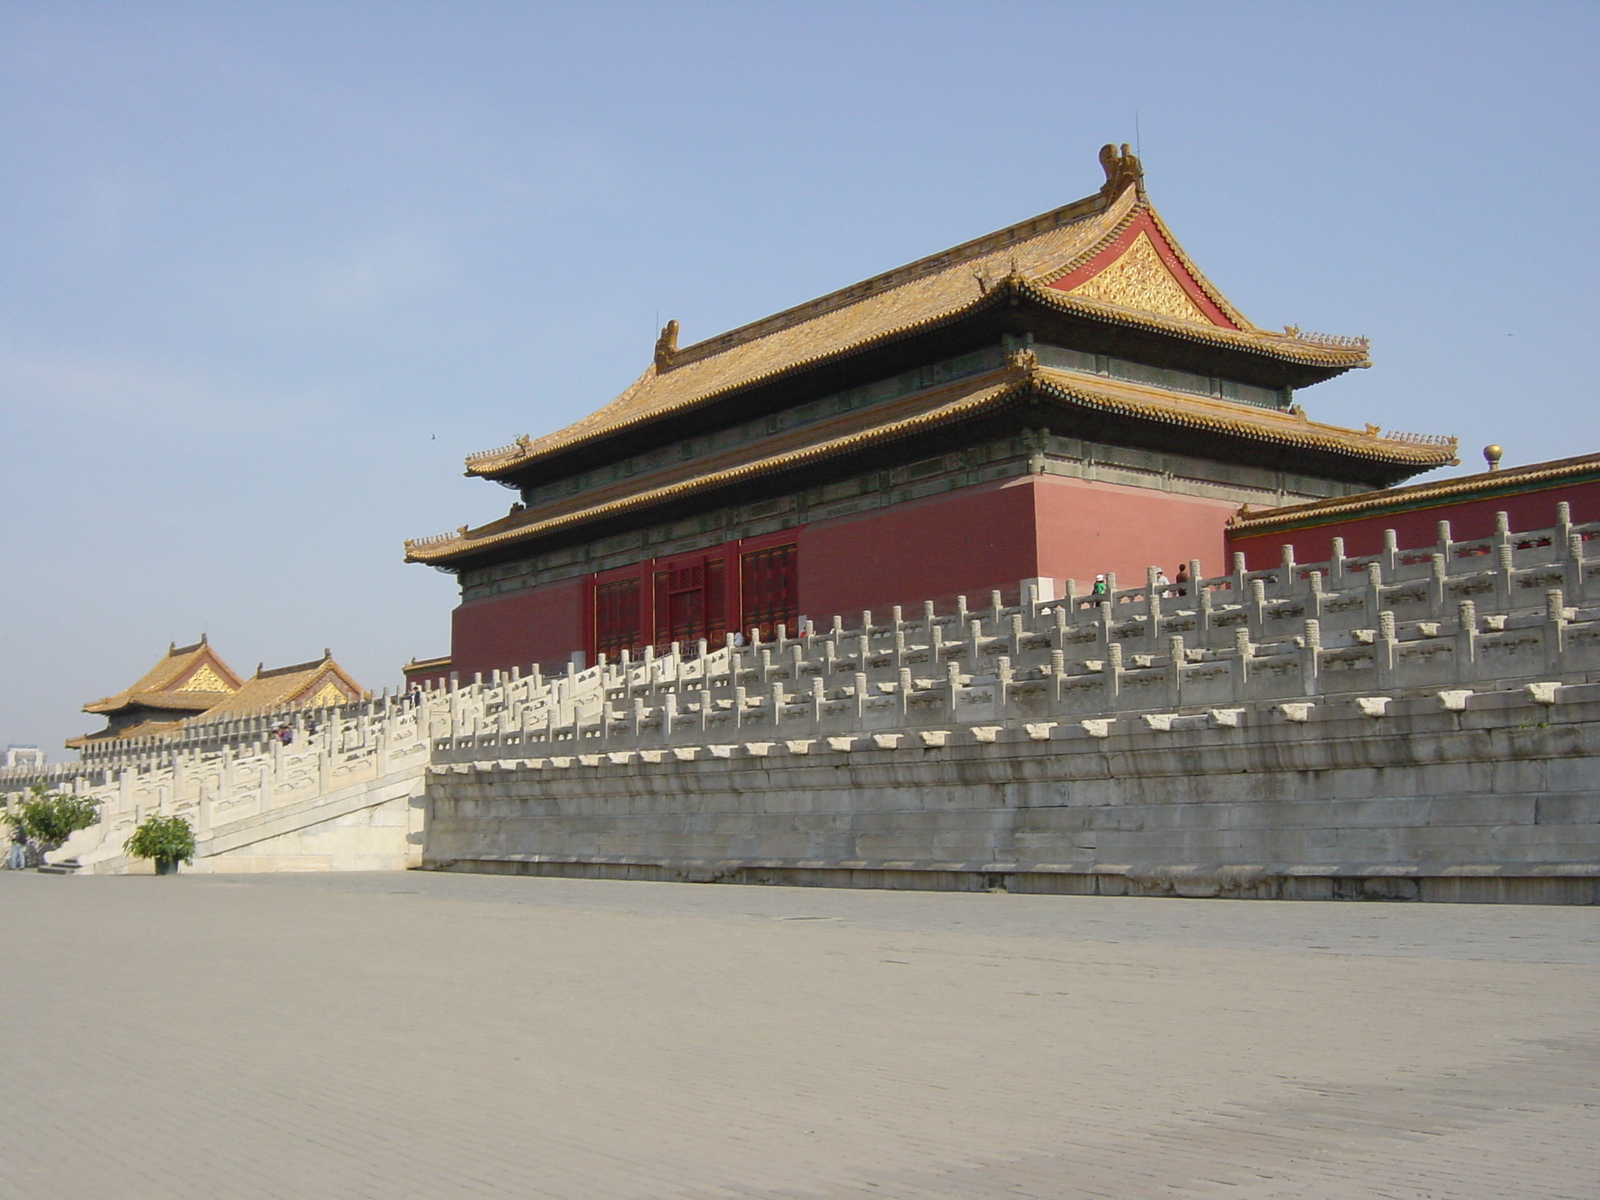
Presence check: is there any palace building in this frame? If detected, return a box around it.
[406,146,1457,681]
[67,637,366,749]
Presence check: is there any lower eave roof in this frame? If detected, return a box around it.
[407,359,1456,569]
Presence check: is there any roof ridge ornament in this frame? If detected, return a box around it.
[1098,143,1144,200]
[654,319,680,371]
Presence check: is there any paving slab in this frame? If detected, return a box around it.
[0,872,1594,1199]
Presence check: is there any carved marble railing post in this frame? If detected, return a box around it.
[1495,541,1515,612]
[1145,566,1164,649]
[1365,562,1384,628]
[1104,642,1123,703]
[1381,529,1399,579]
[1248,578,1268,643]
[996,656,1014,710]
[1376,611,1398,690]
[1545,589,1568,672]
[1564,532,1586,601]
[1301,619,1322,697]
[1168,635,1186,708]
[1230,627,1252,702]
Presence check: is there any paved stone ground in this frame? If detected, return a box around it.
[0,872,1595,1199]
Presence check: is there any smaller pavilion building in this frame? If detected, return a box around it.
[67,638,367,751]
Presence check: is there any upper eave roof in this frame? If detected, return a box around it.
[462,148,1370,484]
[1228,451,1600,536]
[82,638,244,715]
[407,359,1454,568]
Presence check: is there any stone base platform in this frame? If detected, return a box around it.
[424,854,1600,904]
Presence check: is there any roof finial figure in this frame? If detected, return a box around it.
[654,319,680,371]
[1098,143,1144,199]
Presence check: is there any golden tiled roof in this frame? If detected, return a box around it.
[408,358,1454,566]
[1228,451,1600,534]
[463,148,1370,483]
[82,637,244,715]
[198,655,368,717]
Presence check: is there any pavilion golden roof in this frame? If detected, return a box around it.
[200,655,366,718]
[82,637,243,715]
[71,643,368,748]
[462,146,1372,483]
[407,357,1455,566]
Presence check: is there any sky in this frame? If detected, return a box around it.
[2,1,1596,756]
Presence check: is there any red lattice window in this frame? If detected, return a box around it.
[740,543,798,639]
[594,577,642,660]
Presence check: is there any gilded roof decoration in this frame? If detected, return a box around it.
[1065,231,1209,324]
[459,146,1371,483]
[176,663,232,693]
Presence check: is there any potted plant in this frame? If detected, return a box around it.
[4,784,103,866]
[124,814,197,875]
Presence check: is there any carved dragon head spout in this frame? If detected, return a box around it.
[1098,142,1145,199]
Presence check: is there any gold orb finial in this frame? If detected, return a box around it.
[1483,444,1503,471]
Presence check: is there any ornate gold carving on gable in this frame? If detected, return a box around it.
[1068,232,1209,324]
[308,681,347,708]
[176,664,230,693]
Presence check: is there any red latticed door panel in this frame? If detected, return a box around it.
[703,558,727,645]
[594,576,642,660]
[739,543,798,640]
[652,558,728,653]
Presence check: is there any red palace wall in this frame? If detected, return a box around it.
[446,475,1245,678]
[1228,479,1600,571]
[797,478,1041,619]
[1030,473,1235,594]
[450,576,586,683]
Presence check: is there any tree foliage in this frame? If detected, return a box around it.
[124,814,196,865]
[5,784,102,848]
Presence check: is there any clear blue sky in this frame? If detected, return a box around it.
[3,1,1596,755]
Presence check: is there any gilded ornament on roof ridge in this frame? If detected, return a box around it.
[1066,233,1209,324]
